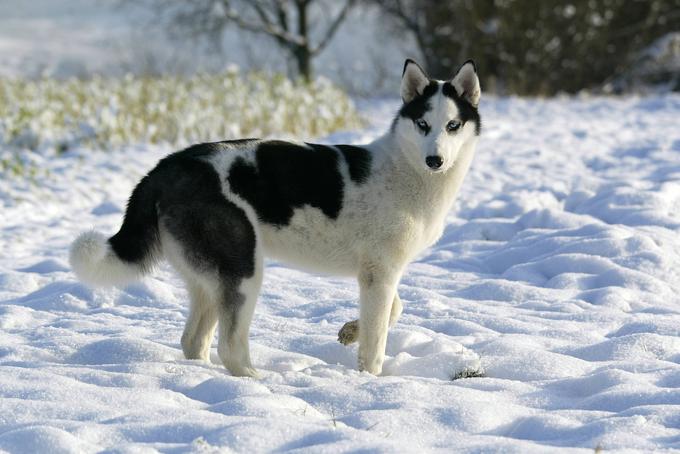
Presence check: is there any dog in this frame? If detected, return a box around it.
[70,59,481,377]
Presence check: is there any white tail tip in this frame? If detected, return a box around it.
[69,231,141,288]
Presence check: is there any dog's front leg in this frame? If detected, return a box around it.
[357,267,401,375]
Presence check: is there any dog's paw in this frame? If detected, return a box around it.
[338,320,359,345]
[228,365,261,379]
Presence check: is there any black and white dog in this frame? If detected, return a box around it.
[70,60,481,377]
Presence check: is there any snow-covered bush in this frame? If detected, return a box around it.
[0,69,362,153]
[604,32,680,94]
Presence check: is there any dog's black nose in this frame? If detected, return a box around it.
[426,156,443,169]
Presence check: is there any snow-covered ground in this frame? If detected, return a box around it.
[1,94,680,452]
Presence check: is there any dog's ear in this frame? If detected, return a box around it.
[451,60,481,107]
[401,59,430,103]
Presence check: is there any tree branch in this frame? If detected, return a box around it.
[273,0,289,33]
[250,1,275,28]
[249,0,291,47]
[218,0,306,47]
[310,0,355,55]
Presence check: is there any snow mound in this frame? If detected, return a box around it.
[0,426,97,454]
[68,338,179,365]
[382,330,482,380]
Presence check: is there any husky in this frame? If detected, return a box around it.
[69,59,481,377]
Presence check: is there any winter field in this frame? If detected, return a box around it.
[1,92,680,453]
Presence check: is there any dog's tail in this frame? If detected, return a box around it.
[70,173,161,288]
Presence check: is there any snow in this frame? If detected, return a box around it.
[2,93,680,452]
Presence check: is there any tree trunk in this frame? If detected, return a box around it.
[295,1,312,81]
[294,46,312,81]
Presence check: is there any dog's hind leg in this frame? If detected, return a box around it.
[181,280,218,361]
[160,187,261,377]
[338,292,402,346]
[216,254,263,378]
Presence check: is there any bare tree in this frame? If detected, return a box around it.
[156,0,355,81]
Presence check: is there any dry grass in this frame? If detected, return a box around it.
[0,70,362,153]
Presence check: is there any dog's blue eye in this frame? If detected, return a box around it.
[446,120,461,132]
[415,119,429,131]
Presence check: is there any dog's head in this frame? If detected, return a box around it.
[393,59,481,173]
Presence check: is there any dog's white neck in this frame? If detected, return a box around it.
[346,129,477,259]
[367,130,478,212]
